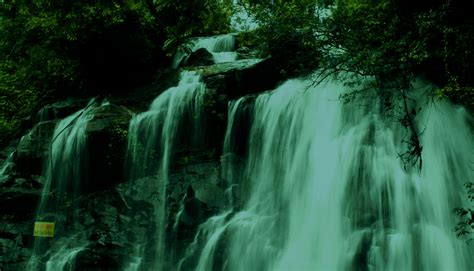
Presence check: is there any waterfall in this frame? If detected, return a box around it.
[27,99,101,271]
[172,34,237,68]
[193,34,237,64]
[0,152,13,183]
[45,243,87,271]
[184,77,473,271]
[221,97,253,207]
[36,100,98,219]
[125,71,207,270]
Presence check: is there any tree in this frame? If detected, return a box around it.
[454,182,474,243]
[245,0,473,170]
[0,0,232,146]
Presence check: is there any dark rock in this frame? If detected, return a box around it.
[0,171,43,264]
[0,30,289,269]
[196,58,262,77]
[0,180,38,268]
[0,236,29,267]
[182,186,208,226]
[14,121,57,177]
[107,68,180,113]
[85,104,133,191]
[184,48,214,67]
[86,104,132,133]
[198,58,287,99]
[24,188,155,271]
[166,162,223,242]
[225,58,287,97]
[74,245,122,271]
[168,162,221,199]
[0,187,41,214]
[236,46,261,60]
[35,99,88,123]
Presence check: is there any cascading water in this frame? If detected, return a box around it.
[0,152,13,183]
[193,34,237,64]
[172,34,237,68]
[220,97,253,207]
[45,242,88,271]
[181,77,473,271]
[27,99,101,271]
[125,71,207,271]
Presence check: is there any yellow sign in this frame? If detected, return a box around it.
[33,222,55,237]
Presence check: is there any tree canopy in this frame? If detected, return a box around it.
[0,0,232,145]
[1,0,472,146]
[243,0,473,108]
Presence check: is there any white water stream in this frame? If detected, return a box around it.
[27,100,102,271]
[172,34,237,68]
[182,78,473,271]
[126,71,207,271]
[19,27,472,271]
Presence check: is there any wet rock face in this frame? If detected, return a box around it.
[0,220,33,270]
[0,31,281,269]
[71,190,152,271]
[167,162,224,208]
[12,102,133,194]
[14,121,57,177]
[18,188,155,271]
[199,58,287,99]
[165,162,227,269]
[183,48,214,67]
[236,46,262,60]
[85,104,133,192]
[0,102,135,269]
[0,123,53,269]
[0,175,40,270]
[35,99,89,123]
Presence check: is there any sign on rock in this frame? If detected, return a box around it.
[33,222,55,237]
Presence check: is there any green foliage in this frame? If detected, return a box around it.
[319,0,424,88]
[413,4,474,110]
[0,0,156,144]
[244,0,473,108]
[454,182,474,243]
[246,0,321,76]
[236,31,269,58]
[155,0,233,55]
[0,0,232,145]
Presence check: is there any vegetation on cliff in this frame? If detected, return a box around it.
[2,0,473,144]
[243,0,473,106]
[454,181,474,243]
[0,0,232,145]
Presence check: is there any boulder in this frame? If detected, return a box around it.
[198,58,287,99]
[85,104,133,191]
[224,58,288,97]
[14,121,57,176]
[183,48,214,67]
[35,99,88,123]
[236,46,262,60]
[166,162,224,241]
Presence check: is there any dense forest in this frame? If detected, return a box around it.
[0,0,473,270]
[1,0,473,143]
